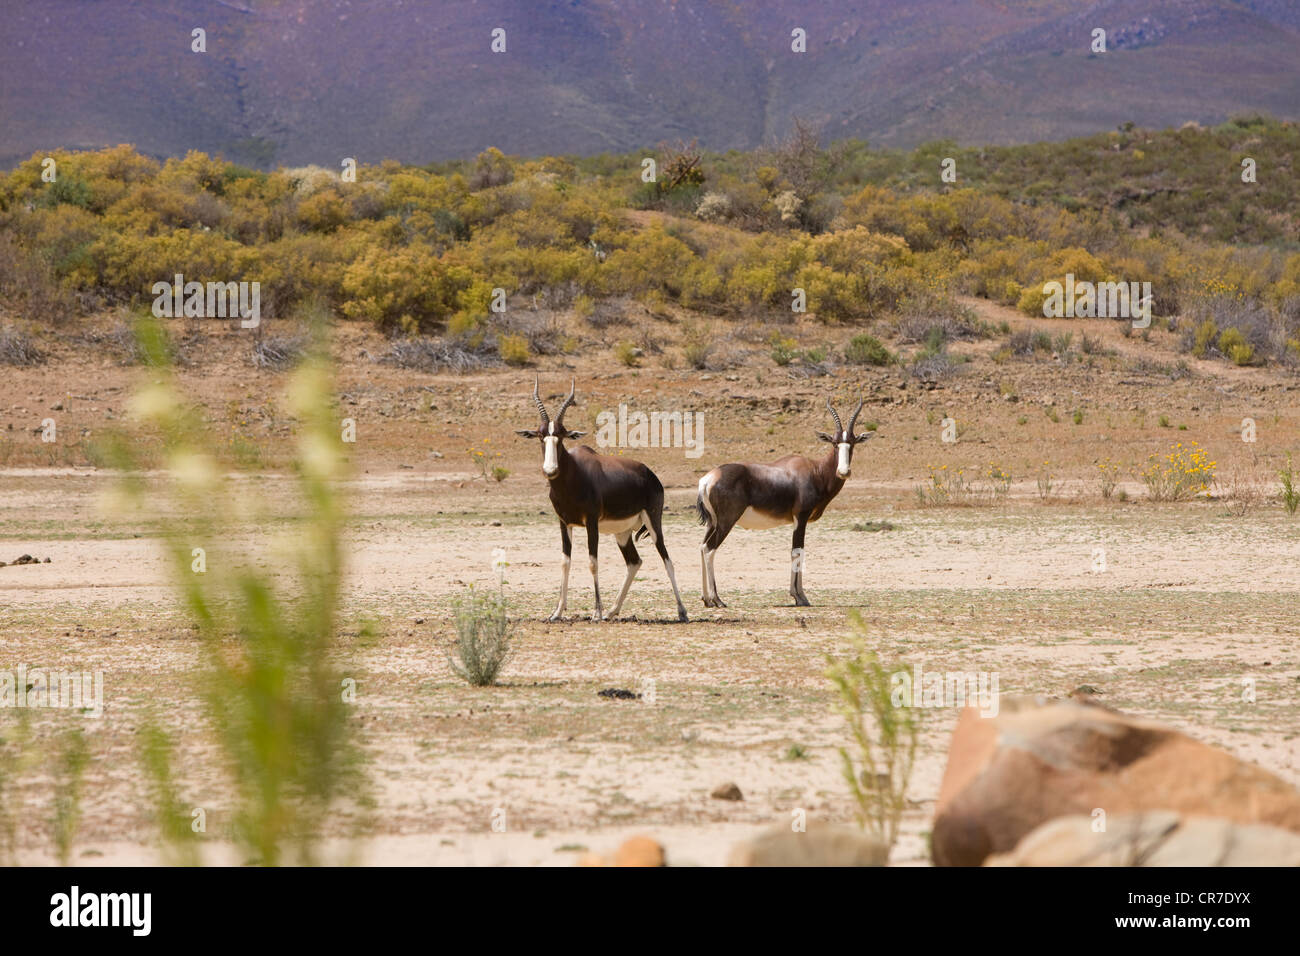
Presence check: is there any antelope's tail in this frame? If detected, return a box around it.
[695,472,716,527]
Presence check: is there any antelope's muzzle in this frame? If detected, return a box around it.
[542,435,560,478]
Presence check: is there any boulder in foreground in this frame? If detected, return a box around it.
[987,811,1300,866]
[932,696,1300,866]
[577,835,666,867]
[729,823,888,867]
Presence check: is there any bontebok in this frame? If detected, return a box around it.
[696,397,872,607]
[517,378,689,622]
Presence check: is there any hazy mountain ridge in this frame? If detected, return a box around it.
[3,0,1298,169]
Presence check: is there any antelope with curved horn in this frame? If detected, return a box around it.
[517,378,689,623]
[695,397,872,607]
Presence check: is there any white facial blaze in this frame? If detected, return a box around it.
[837,442,852,477]
[542,435,560,476]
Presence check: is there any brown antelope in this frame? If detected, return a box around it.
[695,397,872,607]
[517,378,689,623]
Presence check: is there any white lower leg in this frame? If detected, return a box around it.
[705,549,724,605]
[551,554,571,619]
[700,544,711,601]
[663,557,687,618]
[589,554,602,619]
[611,560,641,617]
[790,547,805,595]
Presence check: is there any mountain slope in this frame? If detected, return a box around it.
[2,0,1298,168]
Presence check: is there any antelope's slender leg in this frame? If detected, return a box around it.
[701,520,732,608]
[705,547,723,607]
[549,522,572,622]
[790,513,811,606]
[586,515,603,621]
[700,540,710,599]
[609,531,641,619]
[645,509,688,622]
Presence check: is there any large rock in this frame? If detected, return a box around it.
[577,835,666,867]
[932,696,1300,866]
[728,823,888,867]
[987,812,1300,866]
[613,836,666,867]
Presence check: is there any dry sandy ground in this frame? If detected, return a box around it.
[2,300,1299,865]
[1,470,1297,866]
[5,471,1300,604]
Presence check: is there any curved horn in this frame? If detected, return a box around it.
[825,397,843,434]
[554,378,577,428]
[846,398,865,436]
[532,376,550,425]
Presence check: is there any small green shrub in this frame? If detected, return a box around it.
[845,333,893,366]
[449,588,515,686]
[615,340,640,367]
[1192,318,1218,358]
[769,333,797,366]
[1281,454,1300,515]
[498,333,531,366]
[682,322,713,369]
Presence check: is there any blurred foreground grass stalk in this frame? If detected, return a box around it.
[109,318,369,865]
[825,611,921,860]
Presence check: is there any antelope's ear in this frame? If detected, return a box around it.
[855,431,874,444]
[515,429,540,439]
[565,430,586,440]
[816,431,836,443]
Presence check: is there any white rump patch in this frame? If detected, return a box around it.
[698,471,719,523]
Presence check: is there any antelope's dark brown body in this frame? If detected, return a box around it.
[696,398,871,607]
[546,446,666,530]
[517,379,689,623]
[703,450,846,528]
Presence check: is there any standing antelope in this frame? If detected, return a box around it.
[696,397,872,607]
[517,378,689,623]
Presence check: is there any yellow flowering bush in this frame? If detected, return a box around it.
[1139,441,1216,501]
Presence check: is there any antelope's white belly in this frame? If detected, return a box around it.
[571,515,644,535]
[736,507,789,530]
